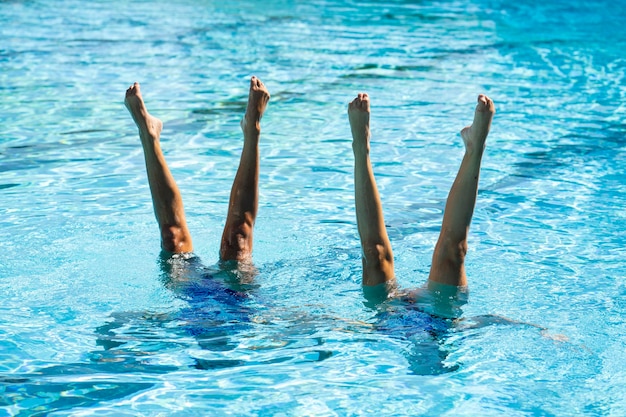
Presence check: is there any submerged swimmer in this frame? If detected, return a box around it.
[125,76,270,262]
[349,91,565,329]
[348,92,497,373]
[123,77,270,358]
[125,76,268,319]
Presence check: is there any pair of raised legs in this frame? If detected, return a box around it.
[348,92,495,294]
[124,76,270,261]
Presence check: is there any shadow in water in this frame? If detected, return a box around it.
[375,307,459,375]
[97,252,265,365]
[0,253,266,415]
[375,282,568,375]
[375,282,547,376]
[1,255,544,414]
[369,283,466,376]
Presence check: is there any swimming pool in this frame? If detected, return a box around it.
[1,0,625,415]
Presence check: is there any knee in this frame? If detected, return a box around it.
[160,225,191,253]
[362,242,393,269]
[436,237,467,267]
[220,219,254,261]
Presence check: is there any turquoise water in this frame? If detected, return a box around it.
[1,0,625,415]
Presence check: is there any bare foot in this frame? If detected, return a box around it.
[348,93,371,150]
[460,94,495,154]
[124,82,163,141]
[240,76,270,135]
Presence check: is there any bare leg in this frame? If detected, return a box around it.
[348,93,395,288]
[125,83,193,253]
[428,94,495,287]
[220,76,270,261]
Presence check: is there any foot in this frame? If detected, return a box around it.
[240,76,270,135]
[125,82,163,141]
[348,93,371,151]
[460,94,495,154]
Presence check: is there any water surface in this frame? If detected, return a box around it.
[1,0,625,415]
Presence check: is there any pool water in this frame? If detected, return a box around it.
[1,0,625,415]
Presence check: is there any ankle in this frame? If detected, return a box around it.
[140,132,160,148]
[464,142,485,158]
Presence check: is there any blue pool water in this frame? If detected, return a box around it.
[1,0,625,415]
